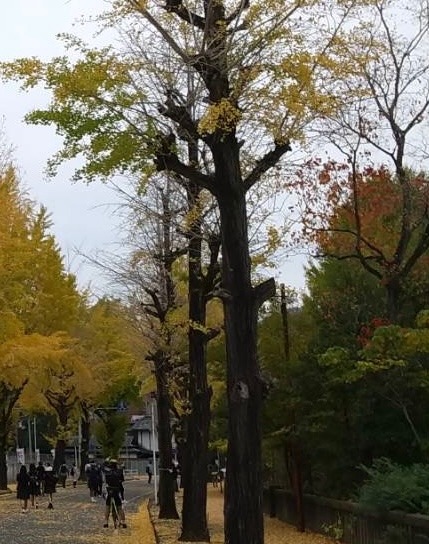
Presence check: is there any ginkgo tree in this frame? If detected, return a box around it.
[0,161,82,488]
[75,297,142,478]
[0,0,377,540]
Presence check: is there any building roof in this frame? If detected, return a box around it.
[129,415,152,432]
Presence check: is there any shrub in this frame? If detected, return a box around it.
[357,458,429,514]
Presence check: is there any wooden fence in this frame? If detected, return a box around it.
[264,487,429,544]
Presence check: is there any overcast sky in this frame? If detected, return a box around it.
[0,0,307,296]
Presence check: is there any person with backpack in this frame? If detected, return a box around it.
[36,461,45,496]
[44,464,58,509]
[86,460,100,502]
[103,459,127,529]
[70,463,78,488]
[28,463,41,509]
[58,463,68,488]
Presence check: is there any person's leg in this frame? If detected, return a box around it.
[90,485,97,502]
[104,503,111,527]
[119,505,127,527]
[112,501,118,528]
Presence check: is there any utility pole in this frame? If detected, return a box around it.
[28,417,33,464]
[33,417,38,461]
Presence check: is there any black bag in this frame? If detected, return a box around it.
[105,468,121,489]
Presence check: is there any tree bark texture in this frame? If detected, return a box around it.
[180,184,211,542]
[0,384,28,488]
[214,137,265,544]
[0,439,7,490]
[155,358,179,519]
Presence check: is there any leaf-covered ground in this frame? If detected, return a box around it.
[0,481,335,543]
[149,487,336,544]
[0,478,151,544]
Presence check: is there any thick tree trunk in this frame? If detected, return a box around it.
[0,438,8,490]
[180,182,211,541]
[0,385,26,488]
[0,412,12,489]
[53,410,68,473]
[54,438,66,473]
[155,359,179,519]
[214,137,266,544]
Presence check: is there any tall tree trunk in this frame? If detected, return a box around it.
[214,137,272,544]
[155,356,179,519]
[0,385,27,488]
[54,438,67,473]
[180,184,211,542]
[0,435,8,490]
[53,410,68,472]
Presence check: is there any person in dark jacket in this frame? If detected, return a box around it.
[17,465,30,513]
[86,461,101,502]
[58,463,68,488]
[28,463,41,509]
[44,464,58,509]
[36,461,45,495]
[103,459,127,529]
[146,461,153,484]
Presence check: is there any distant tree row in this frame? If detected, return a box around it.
[0,153,142,488]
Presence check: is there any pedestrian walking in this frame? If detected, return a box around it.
[96,462,103,497]
[16,465,30,513]
[44,464,58,509]
[70,463,79,488]
[86,459,100,502]
[59,462,68,488]
[36,461,45,495]
[28,463,41,509]
[103,459,127,529]
[118,462,126,502]
[146,461,153,484]
[172,461,179,492]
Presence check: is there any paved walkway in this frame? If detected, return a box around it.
[0,479,151,544]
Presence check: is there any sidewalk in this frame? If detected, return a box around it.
[0,478,149,544]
